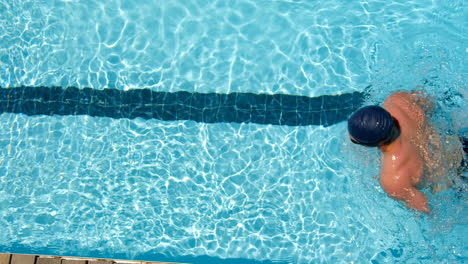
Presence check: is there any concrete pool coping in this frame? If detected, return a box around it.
[0,254,187,264]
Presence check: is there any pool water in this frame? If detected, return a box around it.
[0,0,467,263]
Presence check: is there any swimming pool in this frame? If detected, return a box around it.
[0,0,467,263]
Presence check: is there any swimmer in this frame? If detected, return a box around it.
[348,91,466,214]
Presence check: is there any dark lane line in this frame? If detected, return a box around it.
[0,86,365,126]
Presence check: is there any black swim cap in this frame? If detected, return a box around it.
[348,105,394,146]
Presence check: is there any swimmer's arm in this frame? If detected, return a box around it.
[381,179,431,214]
[397,187,430,214]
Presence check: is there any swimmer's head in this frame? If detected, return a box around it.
[348,105,401,147]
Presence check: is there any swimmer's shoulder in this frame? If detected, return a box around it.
[384,91,415,106]
[384,91,425,125]
[380,155,414,196]
[383,93,410,121]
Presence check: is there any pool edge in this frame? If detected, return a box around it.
[0,253,187,264]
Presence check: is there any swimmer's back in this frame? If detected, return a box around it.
[383,92,426,130]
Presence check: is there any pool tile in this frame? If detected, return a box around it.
[11,255,35,264]
[265,94,282,110]
[62,260,86,264]
[62,86,80,103]
[175,91,193,106]
[78,88,94,105]
[309,96,323,111]
[101,88,122,106]
[88,261,112,264]
[36,258,60,264]
[215,106,236,123]
[0,86,365,126]
[0,254,11,264]
[151,92,166,105]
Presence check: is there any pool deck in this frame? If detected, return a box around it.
[0,254,186,264]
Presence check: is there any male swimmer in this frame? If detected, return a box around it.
[348,91,467,214]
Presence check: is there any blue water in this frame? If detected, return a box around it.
[0,0,467,263]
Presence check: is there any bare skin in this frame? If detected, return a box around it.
[351,91,464,213]
[351,91,446,213]
[379,91,430,213]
